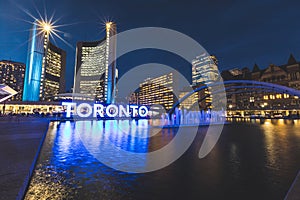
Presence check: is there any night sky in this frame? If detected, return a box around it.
[0,0,300,90]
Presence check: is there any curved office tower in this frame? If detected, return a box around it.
[41,42,66,101]
[74,39,106,101]
[74,22,117,103]
[105,22,117,104]
[23,20,66,102]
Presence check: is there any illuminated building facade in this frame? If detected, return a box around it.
[0,101,63,114]
[23,22,45,101]
[74,22,117,103]
[192,53,219,86]
[221,54,300,112]
[192,54,220,109]
[0,60,25,101]
[41,42,66,101]
[23,20,66,101]
[192,83,213,109]
[129,72,178,110]
[178,89,197,110]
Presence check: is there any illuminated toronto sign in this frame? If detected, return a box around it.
[62,102,149,118]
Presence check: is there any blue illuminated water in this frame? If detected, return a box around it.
[25,119,300,199]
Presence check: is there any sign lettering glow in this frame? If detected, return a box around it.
[62,102,149,118]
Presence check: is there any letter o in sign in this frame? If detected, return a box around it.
[77,103,92,117]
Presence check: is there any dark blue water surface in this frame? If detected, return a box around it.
[25,119,300,200]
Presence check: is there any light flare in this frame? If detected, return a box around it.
[12,2,75,49]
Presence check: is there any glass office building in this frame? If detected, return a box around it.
[74,22,117,103]
[130,72,178,110]
[74,40,107,101]
[41,43,66,101]
[192,53,219,86]
[192,53,220,109]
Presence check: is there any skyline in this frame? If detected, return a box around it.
[1,0,300,91]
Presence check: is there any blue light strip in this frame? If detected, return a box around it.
[23,22,45,101]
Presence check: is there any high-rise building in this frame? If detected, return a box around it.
[192,53,220,109]
[41,42,66,101]
[129,72,178,110]
[178,89,197,110]
[192,53,219,86]
[74,22,117,103]
[0,60,25,101]
[23,20,66,101]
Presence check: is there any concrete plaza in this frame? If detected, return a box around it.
[0,117,49,200]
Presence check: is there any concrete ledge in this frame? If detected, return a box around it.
[0,119,49,200]
[285,170,300,200]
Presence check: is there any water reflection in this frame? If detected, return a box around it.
[25,119,300,199]
[260,119,300,173]
[77,120,151,153]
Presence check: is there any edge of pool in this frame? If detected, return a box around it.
[285,170,300,200]
[16,120,51,200]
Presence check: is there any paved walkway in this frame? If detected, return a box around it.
[0,118,49,200]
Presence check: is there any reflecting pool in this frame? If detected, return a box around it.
[25,119,300,199]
